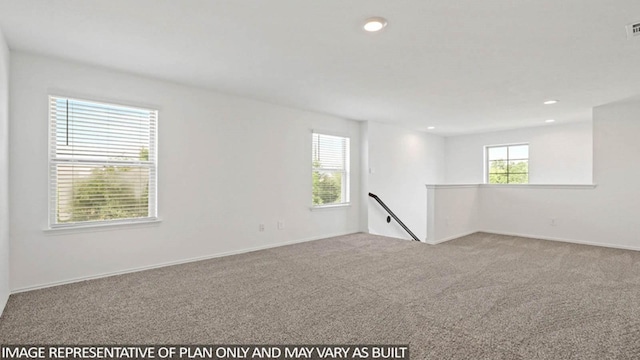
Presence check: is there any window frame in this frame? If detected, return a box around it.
[484,143,529,184]
[311,131,351,208]
[47,95,159,229]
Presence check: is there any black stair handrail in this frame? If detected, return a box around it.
[368,192,421,242]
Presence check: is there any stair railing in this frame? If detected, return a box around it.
[368,192,421,242]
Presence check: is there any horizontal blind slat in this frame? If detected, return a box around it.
[50,96,157,225]
[312,132,350,206]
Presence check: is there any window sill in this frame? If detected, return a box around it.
[480,184,597,190]
[44,218,162,235]
[310,203,351,211]
[426,184,598,190]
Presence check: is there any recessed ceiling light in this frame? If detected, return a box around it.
[427,126,435,130]
[543,100,558,105]
[363,17,387,32]
[545,119,556,123]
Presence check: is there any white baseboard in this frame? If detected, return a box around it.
[0,293,7,317]
[480,229,640,252]
[13,229,638,295]
[426,229,640,252]
[425,231,478,245]
[11,231,358,294]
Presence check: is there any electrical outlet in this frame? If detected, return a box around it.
[259,224,265,232]
[277,221,284,230]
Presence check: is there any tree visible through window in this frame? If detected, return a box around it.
[49,96,157,227]
[312,133,350,206]
[486,144,529,184]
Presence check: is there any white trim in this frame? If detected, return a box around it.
[312,131,351,207]
[483,142,530,149]
[426,229,640,252]
[479,230,640,252]
[11,231,359,294]
[484,143,529,184]
[44,218,161,235]
[310,203,351,211]
[0,293,8,317]
[15,229,640,294]
[425,231,477,245]
[426,184,480,189]
[47,96,56,227]
[310,128,350,138]
[479,184,597,190]
[49,93,158,112]
[47,95,159,228]
[425,183,597,190]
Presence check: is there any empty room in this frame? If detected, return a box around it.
[0,0,640,359]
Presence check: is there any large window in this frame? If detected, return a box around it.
[312,132,350,207]
[486,144,529,184]
[49,96,157,227]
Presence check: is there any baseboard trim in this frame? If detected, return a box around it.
[480,230,640,252]
[425,231,478,245]
[14,229,637,294]
[426,229,640,252]
[11,231,358,294]
[0,293,8,317]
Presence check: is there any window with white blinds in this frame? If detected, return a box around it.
[312,132,350,207]
[48,96,157,227]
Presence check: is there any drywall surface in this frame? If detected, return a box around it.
[427,183,634,250]
[366,121,444,241]
[476,100,640,249]
[0,28,10,314]
[445,122,593,184]
[479,185,604,246]
[426,185,479,244]
[359,121,369,233]
[589,99,640,248]
[9,52,361,290]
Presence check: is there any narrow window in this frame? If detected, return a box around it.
[49,96,158,227]
[312,132,350,206]
[486,144,529,184]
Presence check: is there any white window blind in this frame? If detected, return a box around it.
[312,132,350,206]
[48,96,157,227]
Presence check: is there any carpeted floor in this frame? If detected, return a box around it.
[1,232,640,359]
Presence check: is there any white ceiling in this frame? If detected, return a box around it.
[1,0,639,135]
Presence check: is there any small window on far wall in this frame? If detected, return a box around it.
[312,132,350,207]
[48,96,158,227]
[486,144,529,184]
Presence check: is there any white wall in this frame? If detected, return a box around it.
[479,185,603,246]
[445,122,593,184]
[589,99,640,248]
[359,122,369,233]
[9,52,361,291]
[428,98,640,250]
[0,28,10,314]
[481,100,640,250]
[426,185,479,244]
[365,121,444,241]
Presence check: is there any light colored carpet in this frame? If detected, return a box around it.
[1,232,640,359]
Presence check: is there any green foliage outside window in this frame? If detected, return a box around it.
[61,148,150,223]
[312,160,343,205]
[488,160,528,184]
[67,167,149,222]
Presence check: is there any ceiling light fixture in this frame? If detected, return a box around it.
[545,119,556,123]
[427,126,435,130]
[364,17,387,32]
[543,100,558,105]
